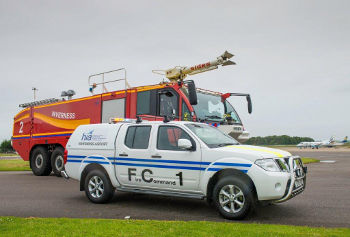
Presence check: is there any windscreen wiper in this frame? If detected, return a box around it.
[205,115,223,120]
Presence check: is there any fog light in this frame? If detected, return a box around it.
[275,183,281,191]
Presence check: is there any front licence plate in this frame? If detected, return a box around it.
[294,179,304,189]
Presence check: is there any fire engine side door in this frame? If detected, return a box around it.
[156,88,179,120]
[135,89,158,121]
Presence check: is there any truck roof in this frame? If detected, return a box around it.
[79,120,199,128]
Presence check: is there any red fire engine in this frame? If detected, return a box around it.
[12,51,252,177]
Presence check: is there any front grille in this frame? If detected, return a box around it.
[291,186,304,197]
[275,156,306,203]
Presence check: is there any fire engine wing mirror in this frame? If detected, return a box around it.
[246,95,252,114]
[221,93,253,114]
[178,139,193,150]
[186,80,198,105]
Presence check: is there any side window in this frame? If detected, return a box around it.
[157,126,192,151]
[159,90,178,117]
[181,101,192,121]
[137,91,151,115]
[125,126,151,149]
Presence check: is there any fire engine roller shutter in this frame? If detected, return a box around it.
[101,98,125,123]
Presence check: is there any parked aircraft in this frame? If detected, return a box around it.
[320,136,348,148]
[297,136,348,149]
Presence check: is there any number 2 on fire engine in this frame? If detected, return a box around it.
[19,121,23,134]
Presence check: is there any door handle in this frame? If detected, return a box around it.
[151,155,162,158]
[119,153,128,157]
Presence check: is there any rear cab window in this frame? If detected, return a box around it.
[124,126,152,149]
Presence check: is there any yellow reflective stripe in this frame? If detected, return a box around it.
[12,134,31,138]
[14,108,30,119]
[136,85,166,92]
[227,146,284,158]
[34,95,100,109]
[102,91,128,97]
[34,112,90,130]
[14,113,30,123]
[13,131,75,138]
[33,131,75,136]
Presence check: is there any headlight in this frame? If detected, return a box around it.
[255,159,281,172]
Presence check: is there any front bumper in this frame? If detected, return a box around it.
[274,156,307,203]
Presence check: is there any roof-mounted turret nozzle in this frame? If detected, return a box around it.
[152,51,236,82]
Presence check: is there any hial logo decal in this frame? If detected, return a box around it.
[81,130,94,141]
[81,130,107,141]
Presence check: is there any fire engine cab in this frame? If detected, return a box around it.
[12,51,252,177]
[62,119,307,220]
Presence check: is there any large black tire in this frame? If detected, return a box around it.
[51,147,65,177]
[30,146,52,176]
[213,176,255,220]
[84,169,115,204]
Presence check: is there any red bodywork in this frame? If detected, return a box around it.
[12,83,195,161]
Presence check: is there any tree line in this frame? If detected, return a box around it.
[244,135,314,145]
[0,140,14,153]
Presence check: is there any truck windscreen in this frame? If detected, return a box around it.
[191,91,241,124]
[185,123,239,148]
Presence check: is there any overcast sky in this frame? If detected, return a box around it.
[0,0,349,141]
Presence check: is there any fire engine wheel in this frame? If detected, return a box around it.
[213,176,254,220]
[51,147,65,177]
[30,147,52,176]
[84,169,115,204]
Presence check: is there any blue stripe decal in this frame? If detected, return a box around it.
[67,159,82,163]
[32,133,72,138]
[83,160,110,165]
[213,162,252,167]
[87,156,106,160]
[112,157,211,165]
[208,168,248,173]
[113,162,206,171]
[66,156,251,172]
[12,136,30,140]
[68,155,86,159]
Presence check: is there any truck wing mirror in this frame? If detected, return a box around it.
[221,93,253,114]
[186,80,198,105]
[178,139,193,150]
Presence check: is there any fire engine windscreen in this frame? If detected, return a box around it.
[181,89,241,124]
[185,123,239,148]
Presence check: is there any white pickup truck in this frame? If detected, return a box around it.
[62,120,307,219]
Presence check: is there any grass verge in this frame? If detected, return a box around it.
[301,157,320,164]
[0,153,18,157]
[0,217,349,237]
[0,159,30,171]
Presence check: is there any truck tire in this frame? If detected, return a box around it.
[84,169,115,204]
[213,176,255,220]
[51,147,65,177]
[30,147,52,176]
